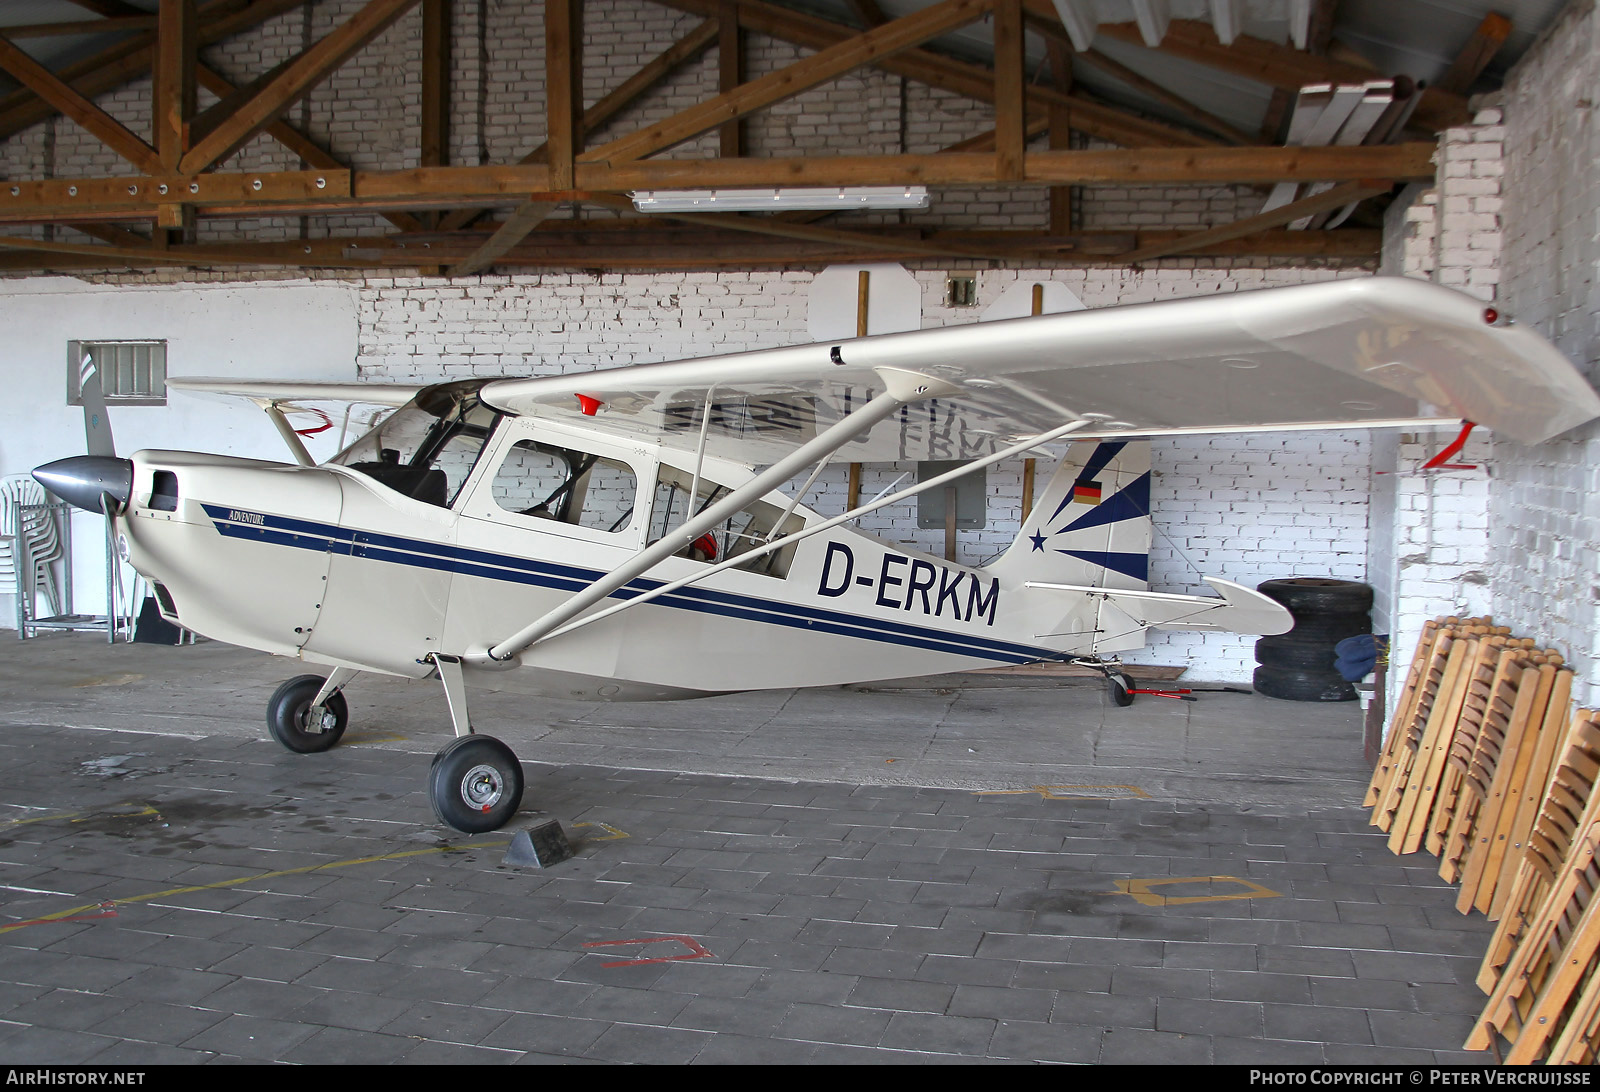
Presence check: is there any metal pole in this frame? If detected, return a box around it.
[535,417,1092,647]
[483,388,909,662]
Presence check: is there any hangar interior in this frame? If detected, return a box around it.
[0,0,1597,1066]
[0,0,1593,700]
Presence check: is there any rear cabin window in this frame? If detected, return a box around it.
[491,439,638,534]
[650,463,804,578]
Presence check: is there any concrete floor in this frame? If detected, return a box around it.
[0,633,1494,1064]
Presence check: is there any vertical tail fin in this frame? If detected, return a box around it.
[987,440,1152,592]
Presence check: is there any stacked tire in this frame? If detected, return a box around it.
[1252,578,1372,702]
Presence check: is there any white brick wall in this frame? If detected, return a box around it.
[1369,104,1511,712]
[1493,0,1600,705]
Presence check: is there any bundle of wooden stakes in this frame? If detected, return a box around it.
[1364,616,1600,1062]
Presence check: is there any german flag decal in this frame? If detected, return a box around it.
[1071,479,1102,504]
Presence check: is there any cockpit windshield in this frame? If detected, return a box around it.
[326,379,499,507]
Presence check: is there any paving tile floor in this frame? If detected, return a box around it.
[0,635,1498,1064]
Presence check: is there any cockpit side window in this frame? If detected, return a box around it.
[328,392,499,509]
[491,439,638,534]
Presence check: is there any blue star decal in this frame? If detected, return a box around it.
[1029,530,1047,552]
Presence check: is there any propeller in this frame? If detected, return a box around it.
[32,353,133,515]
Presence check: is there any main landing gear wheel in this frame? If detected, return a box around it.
[429,735,524,834]
[1107,670,1137,707]
[266,674,348,753]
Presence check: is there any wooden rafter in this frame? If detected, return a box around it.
[1435,13,1512,96]
[1074,47,1254,145]
[584,0,994,165]
[74,223,153,249]
[546,0,582,191]
[718,2,742,157]
[654,0,1212,150]
[0,224,1381,274]
[524,19,719,166]
[993,0,1024,182]
[1077,10,1472,131]
[193,63,424,234]
[178,0,421,175]
[0,34,161,173]
[0,144,1435,226]
[421,0,450,169]
[435,18,718,234]
[155,0,197,172]
[60,1,149,16]
[451,201,560,275]
[1046,38,1072,236]
[845,0,888,29]
[1116,177,1391,262]
[575,144,1433,190]
[4,16,158,39]
[0,0,294,141]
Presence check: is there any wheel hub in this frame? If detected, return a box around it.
[459,764,503,811]
[298,703,335,734]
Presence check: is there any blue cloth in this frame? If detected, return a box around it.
[1334,633,1386,682]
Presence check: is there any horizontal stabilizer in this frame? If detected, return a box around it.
[1025,577,1293,636]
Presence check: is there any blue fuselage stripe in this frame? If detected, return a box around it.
[200,504,1057,664]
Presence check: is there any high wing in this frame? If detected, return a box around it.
[481,277,1600,463]
[167,379,426,465]
[168,379,424,408]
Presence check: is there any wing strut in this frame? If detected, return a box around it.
[259,402,315,467]
[471,368,960,665]
[522,415,1097,650]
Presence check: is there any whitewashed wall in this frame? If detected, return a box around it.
[1493,0,1600,705]
[0,279,361,621]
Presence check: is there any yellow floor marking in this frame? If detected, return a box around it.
[0,838,508,933]
[0,803,159,831]
[573,821,629,840]
[1113,875,1282,907]
[341,733,410,745]
[975,784,1151,801]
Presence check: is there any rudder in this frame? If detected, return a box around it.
[988,440,1152,592]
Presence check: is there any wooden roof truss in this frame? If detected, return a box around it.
[0,0,1502,274]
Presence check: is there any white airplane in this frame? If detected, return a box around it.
[32,277,1600,833]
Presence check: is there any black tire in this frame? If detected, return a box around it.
[1254,636,1343,671]
[1257,578,1373,616]
[1107,670,1136,707]
[266,674,348,753]
[1277,612,1372,644]
[428,735,524,834]
[1252,665,1357,702]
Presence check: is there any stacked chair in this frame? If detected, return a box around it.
[0,475,63,627]
[1366,616,1600,1062]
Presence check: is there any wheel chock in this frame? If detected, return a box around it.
[502,819,574,868]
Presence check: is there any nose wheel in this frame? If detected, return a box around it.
[266,674,349,752]
[429,735,524,834]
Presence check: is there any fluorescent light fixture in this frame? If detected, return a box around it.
[630,186,931,213]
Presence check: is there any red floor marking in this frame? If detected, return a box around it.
[6,902,118,930]
[582,934,714,968]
